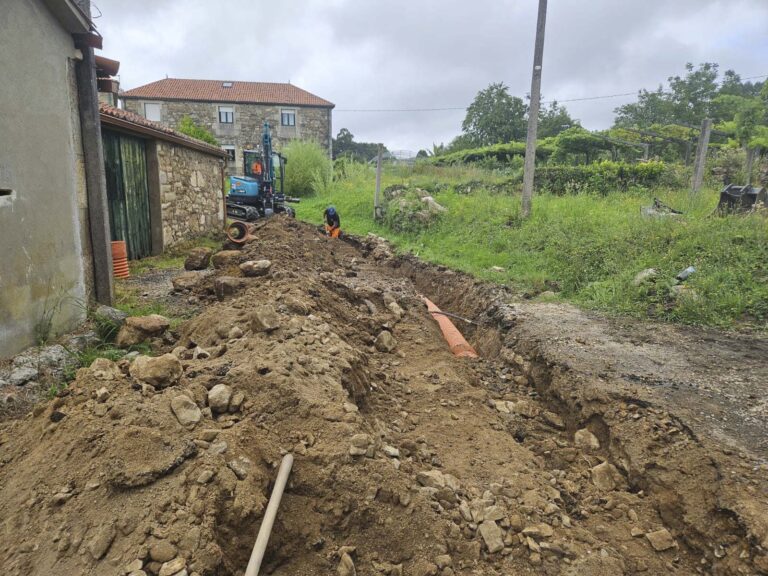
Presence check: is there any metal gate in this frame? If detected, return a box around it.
[102,130,152,260]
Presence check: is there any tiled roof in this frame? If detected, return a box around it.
[99,102,227,156]
[122,78,334,108]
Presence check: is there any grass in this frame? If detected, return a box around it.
[296,163,768,330]
[128,233,222,276]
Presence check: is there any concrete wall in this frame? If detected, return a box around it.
[154,141,224,247]
[0,0,90,358]
[123,99,332,175]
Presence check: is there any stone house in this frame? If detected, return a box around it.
[0,0,114,358]
[121,78,335,174]
[99,104,227,259]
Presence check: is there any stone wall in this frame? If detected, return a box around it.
[155,141,224,247]
[123,99,332,175]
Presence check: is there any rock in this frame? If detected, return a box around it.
[95,387,110,403]
[125,560,144,573]
[88,358,123,380]
[172,272,200,292]
[434,555,452,569]
[197,470,214,484]
[184,247,213,271]
[228,457,252,480]
[522,523,554,539]
[510,399,538,418]
[491,266,505,273]
[228,326,244,339]
[412,560,438,576]
[158,557,186,576]
[116,315,170,347]
[478,520,504,553]
[388,301,405,320]
[229,391,245,412]
[574,429,600,450]
[95,304,129,326]
[284,295,311,315]
[212,250,242,269]
[171,395,202,428]
[374,330,397,353]
[383,445,400,458]
[645,528,676,551]
[633,268,658,286]
[591,461,620,491]
[129,354,183,388]
[64,330,101,351]
[214,276,244,301]
[541,411,564,429]
[493,400,510,414]
[484,505,506,522]
[239,259,272,277]
[127,572,148,576]
[337,552,356,576]
[149,540,177,563]
[87,524,115,560]
[417,470,446,489]
[251,306,280,332]
[349,433,373,456]
[208,384,233,414]
[9,365,38,386]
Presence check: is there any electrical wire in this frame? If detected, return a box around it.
[335,73,768,113]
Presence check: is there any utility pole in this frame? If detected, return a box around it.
[521,0,548,219]
[374,144,383,220]
[690,118,712,195]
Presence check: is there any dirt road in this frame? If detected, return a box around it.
[0,217,765,575]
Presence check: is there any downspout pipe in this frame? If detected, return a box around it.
[74,39,113,304]
[244,453,294,576]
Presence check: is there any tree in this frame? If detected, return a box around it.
[331,128,387,161]
[538,101,575,138]
[462,82,528,146]
[614,63,720,128]
[177,116,218,146]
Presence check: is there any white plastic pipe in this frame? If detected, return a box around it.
[244,453,294,576]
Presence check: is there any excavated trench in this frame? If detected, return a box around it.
[0,217,765,576]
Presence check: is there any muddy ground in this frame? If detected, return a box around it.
[0,216,766,576]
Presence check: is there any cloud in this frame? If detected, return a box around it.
[93,0,768,151]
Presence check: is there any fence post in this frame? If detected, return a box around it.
[691,118,712,195]
[374,144,383,220]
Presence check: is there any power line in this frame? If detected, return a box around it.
[335,73,768,113]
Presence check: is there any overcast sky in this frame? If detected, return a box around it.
[93,0,768,152]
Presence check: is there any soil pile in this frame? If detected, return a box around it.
[0,216,766,575]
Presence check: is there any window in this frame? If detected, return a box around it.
[222,146,236,163]
[144,102,161,122]
[222,82,233,88]
[281,109,296,127]
[218,106,234,124]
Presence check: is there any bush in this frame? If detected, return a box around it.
[176,116,218,146]
[533,161,682,194]
[283,140,332,197]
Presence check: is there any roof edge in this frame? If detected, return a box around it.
[120,94,335,109]
[99,105,227,157]
[42,0,91,33]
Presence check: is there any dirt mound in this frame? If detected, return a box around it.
[0,216,766,575]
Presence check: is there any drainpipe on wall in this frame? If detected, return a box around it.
[74,39,114,305]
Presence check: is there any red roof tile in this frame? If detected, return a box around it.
[122,78,334,108]
[99,102,227,156]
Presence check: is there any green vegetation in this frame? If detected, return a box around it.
[332,128,387,161]
[296,162,767,330]
[177,116,219,146]
[283,140,333,196]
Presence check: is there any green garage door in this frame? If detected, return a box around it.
[102,130,152,260]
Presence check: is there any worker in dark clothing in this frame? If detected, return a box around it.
[323,206,341,238]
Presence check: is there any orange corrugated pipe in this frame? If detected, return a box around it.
[226,221,257,245]
[111,240,130,279]
[422,296,478,358]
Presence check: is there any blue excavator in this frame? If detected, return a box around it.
[226,122,299,222]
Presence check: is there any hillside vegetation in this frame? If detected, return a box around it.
[296,162,767,330]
